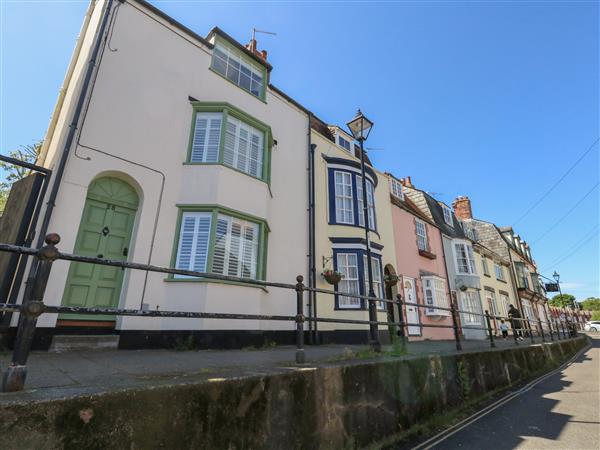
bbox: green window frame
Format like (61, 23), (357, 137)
(167, 204), (269, 287)
(209, 36), (268, 102)
(184, 102), (273, 184)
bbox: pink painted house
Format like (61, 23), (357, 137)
(386, 174), (455, 341)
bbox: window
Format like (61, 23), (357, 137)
(442, 205), (453, 226)
(482, 257), (490, 276)
(422, 276), (449, 316)
(485, 290), (498, 318)
(389, 177), (404, 200)
(499, 293), (510, 317)
(338, 135), (352, 153)
(363, 255), (384, 308)
(357, 175), (375, 229)
(494, 263), (505, 281)
(514, 262), (529, 289)
(415, 219), (428, 251)
(328, 167), (377, 231)
(336, 253), (360, 308)
(187, 103), (271, 182)
(173, 208), (266, 281)
(465, 226), (477, 241)
(212, 44), (265, 99)
(334, 171), (354, 224)
(334, 249), (383, 309)
(454, 241), (477, 275)
(460, 291), (481, 325)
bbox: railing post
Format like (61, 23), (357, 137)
(554, 319), (561, 340)
(295, 275), (305, 364)
(538, 317), (545, 342)
(2, 234), (60, 392)
(547, 319), (553, 341)
(560, 320), (566, 339)
(396, 294), (407, 352)
(485, 310), (495, 348)
(527, 318), (534, 344)
(450, 297), (462, 351)
(510, 314), (519, 345)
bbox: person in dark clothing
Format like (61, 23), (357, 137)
(508, 304), (524, 340)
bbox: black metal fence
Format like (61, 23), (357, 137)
(0, 234), (578, 392)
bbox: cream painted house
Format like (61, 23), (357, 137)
(17, 0), (311, 348)
(308, 121), (397, 344)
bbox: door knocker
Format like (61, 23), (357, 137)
(102, 226), (110, 236)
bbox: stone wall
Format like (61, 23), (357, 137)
(0, 337), (588, 449)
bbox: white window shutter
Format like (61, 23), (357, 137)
(191, 113), (222, 163)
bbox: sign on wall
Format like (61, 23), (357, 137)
(545, 283), (560, 292)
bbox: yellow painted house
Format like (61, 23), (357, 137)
(307, 119), (398, 345)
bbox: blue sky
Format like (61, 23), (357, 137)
(1, 0), (598, 300)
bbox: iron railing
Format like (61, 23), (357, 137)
(0, 234), (579, 392)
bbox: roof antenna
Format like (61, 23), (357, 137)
(252, 28), (277, 41)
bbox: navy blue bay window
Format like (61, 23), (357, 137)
(325, 157), (378, 231)
(331, 240), (385, 310)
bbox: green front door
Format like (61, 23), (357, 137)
(61, 177), (138, 322)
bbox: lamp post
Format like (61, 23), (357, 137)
(347, 110), (380, 352)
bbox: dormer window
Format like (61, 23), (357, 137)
(338, 135), (352, 152)
(211, 43), (265, 99)
(389, 177), (404, 200)
(442, 205), (453, 226)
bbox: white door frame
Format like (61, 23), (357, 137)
(403, 277), (421, 336)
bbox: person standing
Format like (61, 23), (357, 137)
(508, 304), (524, 341)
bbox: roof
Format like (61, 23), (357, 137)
(206, 27), (273, 72)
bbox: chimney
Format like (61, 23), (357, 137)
(453, 196), (473, 220)
(400, 176), (413, 188)
(245, 39), (268, 61)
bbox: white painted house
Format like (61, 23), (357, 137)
(19, 0), (311, 348)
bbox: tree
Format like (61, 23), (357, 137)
(548, 293), (576, 308)
(0, 142), (42, 214)
(580, 297), (600, 311)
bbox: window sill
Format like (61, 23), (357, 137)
(483, 273), (491, 278)
(182, 161), (269, 186)
(164, 277), (268, 292)
(496, 278), (507, 284)
(418, 249), (437, 260)
(208, 67), (267, 104)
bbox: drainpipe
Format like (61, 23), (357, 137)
(18, 0), (116, 313)
(307, 112), (318, 345)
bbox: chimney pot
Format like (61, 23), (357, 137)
(453, 196), (473, 220)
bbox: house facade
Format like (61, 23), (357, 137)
(308, 121), (397, 344)
(18, 0), (311, 348)
(387, 175), (454, 341)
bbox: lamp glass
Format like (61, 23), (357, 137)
(347, 111), (374, 141)
(553, 271), (560, 283)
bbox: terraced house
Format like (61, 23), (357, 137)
(12, 0), (311, 349)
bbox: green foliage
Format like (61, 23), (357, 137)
(580, 297), (600, 311)
(549, 293), (576, 308)
(457, 361), (471, 400)
(0, 142), (42, 215)
(173, 335), (197, 351)
(591, 311), (600, 321)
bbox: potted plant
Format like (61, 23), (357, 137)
(384, 274), (400, 287)
(322, 269), (344, 285)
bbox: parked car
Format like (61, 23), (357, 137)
(584, 321), (600, 332)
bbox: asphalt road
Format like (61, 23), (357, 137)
(424, 334), (600, 450)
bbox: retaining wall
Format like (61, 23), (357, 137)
(0, 336), (588, 449)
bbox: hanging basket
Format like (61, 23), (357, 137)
(384, 274), (400, 287)
(322, 270), (344, 285)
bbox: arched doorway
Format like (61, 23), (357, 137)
(59, 176), (139, 326)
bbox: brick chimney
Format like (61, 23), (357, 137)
(400, 176), (413, 188)
(453, 196), (473, 220)
(245, 39), (268, 61)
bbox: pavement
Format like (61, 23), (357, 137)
(0, 333), (566, 404)
(419, 333), (599, 450)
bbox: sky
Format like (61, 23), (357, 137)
(1, 0), (598, 300)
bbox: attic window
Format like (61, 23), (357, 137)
(211, 43), (265, 99)
(442, 205), (453, 226)
(389, 178), (404, 200)
(338, 135), (352, 153)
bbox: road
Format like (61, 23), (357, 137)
(422, 334), (600, 450)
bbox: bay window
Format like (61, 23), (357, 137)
(454, 241), (477, 275)
(357, 175), (375, 229)
(187, 103), (272, 182)
(460, 291), (481, 325)
(328, 166), (377, 231)
(334, 171), (354, 224)
(172, 207), (267, 282)
(422, 276), (449, 316)
(333, 248), (383, 309)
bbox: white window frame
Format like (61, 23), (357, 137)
(442, 205), (453, 226)
(422, 276), (449, 316)
(415, 219), (428, 251)
(389, 177), (404, 200)
(337, 253), (361, 309)
(223, 116), (264, 179)
(356, 175), (376, 229)
(212, 214), (260, 279)
(334, 171), (354, 224)
(453, 240), (477, 275)
(363, 255), (384, 309)
(494, 263), (505, 281)
(337, 135), (352, 153)
(482, 256), (490, 276)
(175, 212), (212, 277)
(461, 290), (481, 325)
(190, 112), (222, 163)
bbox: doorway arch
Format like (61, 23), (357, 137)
(60, 176), (139, 325)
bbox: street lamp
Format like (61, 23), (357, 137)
(347, 110), (380, 352)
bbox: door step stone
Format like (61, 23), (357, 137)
(49, 335), (119, 352)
